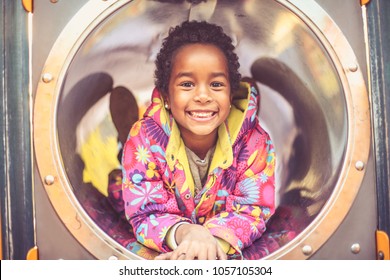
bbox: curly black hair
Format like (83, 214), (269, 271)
(154, 21), (241, 96)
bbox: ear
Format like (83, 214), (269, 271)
(229, 90), (234, 105)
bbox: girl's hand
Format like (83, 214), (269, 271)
(155, 224), (227, 260)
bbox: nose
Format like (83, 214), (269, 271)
(194, 85), (212, 103)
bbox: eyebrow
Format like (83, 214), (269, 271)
(173, 72), (228, 79)
(210, 72), (229, 79)
(174, 72), (193, 79)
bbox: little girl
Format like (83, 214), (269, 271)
(121, 21), (275, 260)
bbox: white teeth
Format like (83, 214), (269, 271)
(189, 111), (214, 118)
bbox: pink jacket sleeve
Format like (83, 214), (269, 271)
(122, 120), (191, 253)
(204, 126), (276, 258)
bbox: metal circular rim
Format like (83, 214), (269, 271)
(33, 0), (371, 260)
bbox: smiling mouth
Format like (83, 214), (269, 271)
(187, 111), (216, 118)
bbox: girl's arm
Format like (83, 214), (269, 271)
(122, 119), (191, 253)
(204, 126), (276, 258)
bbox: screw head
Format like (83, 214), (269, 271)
(302, 245), (313, 256)
(351, 243), (361, 254)
(42, 73), (53, 83)
(44, 175), (55, 185)
(349, 64), (358, 72)
(355, 161), (365, 171)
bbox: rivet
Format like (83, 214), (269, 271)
(50, 0), (58, 3)
(44, 175), (55, 185)
(355, 161), (365, 171)
(108, 255), (118, 260)
(302, 245), (313, 256)
(378, 251), (385, 260)
(42, 73), (53, 83)
(349, 64), (358, 72)
(351, 243), (361, 254)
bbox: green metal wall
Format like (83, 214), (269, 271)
(367, 0), (390, 241)
(0, 0), (34, 259)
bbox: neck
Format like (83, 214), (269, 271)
(182, 133), (217, 159)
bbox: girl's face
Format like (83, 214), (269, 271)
(166, 43), (231, 147)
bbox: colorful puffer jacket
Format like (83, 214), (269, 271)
(121, 82), (276, 259)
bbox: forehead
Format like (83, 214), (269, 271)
(171, 43), (228, 68)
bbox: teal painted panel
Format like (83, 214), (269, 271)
(0, 0), (34, 259)
(367, 0), (390, 239)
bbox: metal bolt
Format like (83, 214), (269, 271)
(108, 255), (118, 260)
(42, 73), (53, 83)
(351, 243), (361, 254)
(44, 175), (55, 185)
(349, 64), (358, 72)
(355, 161), (365, 171)
(378, 251), (385, 260)
(302, 245), (313, 256)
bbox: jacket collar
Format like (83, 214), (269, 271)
(145, 82), (257, 172)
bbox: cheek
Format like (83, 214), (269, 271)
(169, 98), (188, 120)
(221, 95), (232, 113)
(170, 95), (184, 110)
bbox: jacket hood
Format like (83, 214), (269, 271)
(143, 81), (260, 147)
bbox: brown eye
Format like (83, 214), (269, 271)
(211, 82), (224, 88)
(180, 82), (194, 88)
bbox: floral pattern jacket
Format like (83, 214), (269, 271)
(121, 82), (275, 259)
